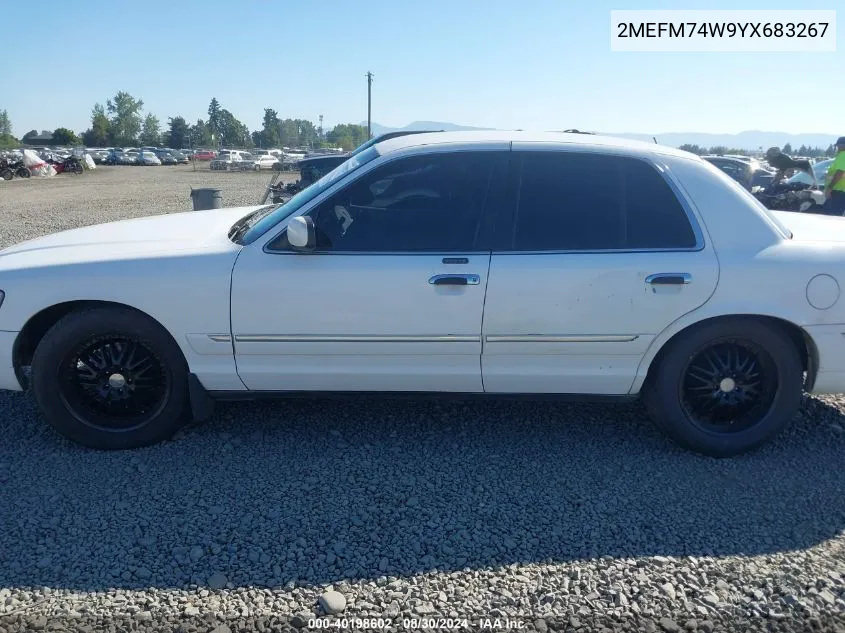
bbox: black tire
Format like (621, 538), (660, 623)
(0, 168), (12, 180)
(31, 306), (189, 450)
(642, 318), (803, 457)
(16, 167), (30, 178)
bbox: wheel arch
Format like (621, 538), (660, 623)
(13, 300), (187, 390)
(636, 314), (818, 395)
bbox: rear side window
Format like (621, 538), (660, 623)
(508, 152), (697, 251)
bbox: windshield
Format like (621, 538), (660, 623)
(231, 145), (380, 245)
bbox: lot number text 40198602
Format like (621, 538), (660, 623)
(307, 617), (529, 629)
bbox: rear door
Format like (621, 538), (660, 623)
(481, 146), (719, 394)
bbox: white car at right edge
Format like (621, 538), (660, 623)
(1, 130), (845, 457)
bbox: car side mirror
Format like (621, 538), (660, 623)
(287, 216), (316, 251)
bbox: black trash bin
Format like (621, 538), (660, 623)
(190, 187), (222, 211)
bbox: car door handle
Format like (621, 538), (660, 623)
(429, 274), (481, 286)
(645, 273), (692, 285)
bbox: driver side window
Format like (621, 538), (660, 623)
(274, 151), (500, 252)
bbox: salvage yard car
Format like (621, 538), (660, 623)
(241, 154), (278, 171)
(1, 131), (843, 457)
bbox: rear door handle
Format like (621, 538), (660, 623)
(645, 273), (692, 285)
(429, 274), (480, 286)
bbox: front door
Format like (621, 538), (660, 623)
(482, 147), (719, 394)
(230, 148), (508, 392)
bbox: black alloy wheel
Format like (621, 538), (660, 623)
(680, 338), (777, 434)
(58, 335), (169, 431)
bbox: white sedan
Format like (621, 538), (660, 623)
(241, 154), (279, 171)
(0, 131), (842, 456)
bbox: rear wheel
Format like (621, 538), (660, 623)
(16, 167), (31, 178)
(643, 318), (803, 457)
(31, 306), (189, 449)
(0, 168), (12, 180)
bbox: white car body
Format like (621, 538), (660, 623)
(241, 155), (278, 170)
(210, 151), (248, 170)
(787, 158), (833, 187)
(3, 131), (845, 453)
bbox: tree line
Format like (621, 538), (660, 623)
(2, 100), (841, 157)
(0, 92), (370, 152)
(678, 143), (838, 158)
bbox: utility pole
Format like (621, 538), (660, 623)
(366, 71), (374, 139)
(319, 114), (324, 144)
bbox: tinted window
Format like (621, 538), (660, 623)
(510, 152), (696, 251)
(274, 151), (499, 252)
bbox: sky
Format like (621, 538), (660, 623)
(1, 0), (841, 138)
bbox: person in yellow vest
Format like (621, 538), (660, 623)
(823, 137), (845, 215)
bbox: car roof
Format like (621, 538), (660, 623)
(372, 130), (697, 160)
(702, 155), (748, 164)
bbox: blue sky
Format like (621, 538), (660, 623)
(2, 0), (841, 137)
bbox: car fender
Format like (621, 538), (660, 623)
(629, 299), (824, 394)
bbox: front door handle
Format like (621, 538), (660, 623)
(645, 273), (692, 285)
(429, 274), (481, 286)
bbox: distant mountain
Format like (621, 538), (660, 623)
(364, 122), (839, 151)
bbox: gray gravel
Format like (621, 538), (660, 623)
(2, 167), (845, 632)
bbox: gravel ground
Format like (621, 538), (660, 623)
(2, 167), (845, 632)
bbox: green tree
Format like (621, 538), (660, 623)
(139, 114), (161, 146)
(52, 127), (79, 146)
(326, 123), (368, 151)
(207, 97), (222, 145)
(217, 109), (252, 148)
(678, 144), (705, 155)
(21, 129), (38, 144)
(81, 104), (111, 147)
(0, 133), (18, 150)
(189, 119), (212, 147)
(0, 110), (11, 136)
(106, 91), (144, 145)
(260, 108), (281, 148)
(708, 145), (729, 155)
(166, 116), (190, 149)
(782, 142), (793, 155)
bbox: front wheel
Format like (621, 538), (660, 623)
(31, 306), (189, 449)
(0, 168), (12, 180)
(643, 318), (803, 457)
(16, 167), (31, 178)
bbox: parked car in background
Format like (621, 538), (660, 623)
(171, 151), (190, 164)
(193, 150), (217, 161)
(210, 150), (248, 171)
(241, 154), (278, 171)
(702, 155), (775, 191)
(105, 150), (137, 166)
(277, 130), (443, 189)
(135, 151), (162, 166)
(786, 158), (834, 188)
(154, 150), (178, 165)
(89, 150), (110, 164)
